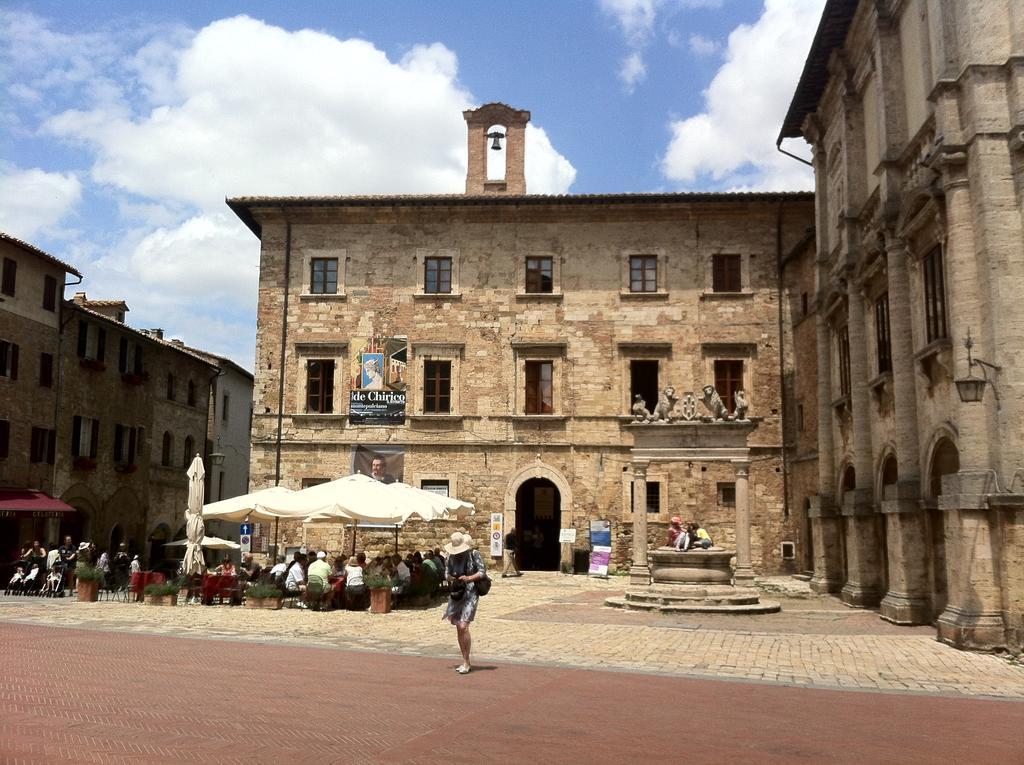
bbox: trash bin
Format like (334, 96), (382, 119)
(573, 549), (590, 574)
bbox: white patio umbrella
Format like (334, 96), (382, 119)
(165, 536), (242, 551)
(201, 486), (298, 522)
(184, 454), (206, 576)
(287, 473), (474, 524)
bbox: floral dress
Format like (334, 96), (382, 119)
(443, 549), (485, 624)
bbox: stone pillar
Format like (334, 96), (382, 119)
(841, 288), (884, 607)
(934, 152), (1004, 649)
(808, 496), (843, 593)
(629, 460), (651, 587)
(733, 460), (754, 585)
(879, 237), (930, 624)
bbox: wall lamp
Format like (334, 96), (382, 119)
(954, 329), (1001, 405)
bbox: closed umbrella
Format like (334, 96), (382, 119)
(165, 536), (242, 551)
(184, 454), (206, 577)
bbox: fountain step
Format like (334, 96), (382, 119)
(625, 592), (762, 606)
(605, 596), (781, 615)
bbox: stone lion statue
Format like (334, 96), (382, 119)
(733, 390), (749, 421)
(651, 387), (679, 423)
(700, 385), (729, 421)
(631, 394), (652, 422)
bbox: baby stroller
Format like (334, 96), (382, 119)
(20, 564), (42, 595)
(39, 562), (66, 597)
(5, 565), (27, 595)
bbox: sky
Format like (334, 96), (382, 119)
(0, 0), (825, 371)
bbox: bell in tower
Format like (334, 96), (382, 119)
(462, 103), (531, 195)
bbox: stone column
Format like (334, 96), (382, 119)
(934, 152), (1004, 649)
(841, 288), (884, 608)
(808, 497), (843, 593)
(811, 302), (843, 593)
(629, 460), (651, 587)
(733, 460), (754, 585)
(879, 236), (930, 624)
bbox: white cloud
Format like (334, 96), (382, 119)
(661, 0), (823, 190)
(525, 126), (577, 194)
(619, 52), (648, 92)
(687, 33), (720, 56)
(0, 165), (82, 240)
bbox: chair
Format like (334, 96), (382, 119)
(306, 578), (328, 611)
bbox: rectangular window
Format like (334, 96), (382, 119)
(306, 360), (335, 413)
(72, 415), (99, 459)
(39, 352), (53, 388)
(1, 258), (16, 297)
(310, 258), (338, 295)
(167, 374), (175, 400)
(0, 340), (18, 380)
(797, 403), (804, 432)
(421, 479), (450, 496)
(630, 481), (661, 514)
(713, 359), (744, 413)
(875, 293), (892, 374)
(77, 321), (88, 358)
(424, 256), (452, 294)
(922, 246), (948, 342)
(525, 360), (553, 414)
(222, 392), (230, 422)
(630, 360), (659, 414)
(118, 337), (129, 374)
(801, 292), (809, 316)
(42, 275), (58, 311)
(423, 360), (452, 414)
(718, 482), (736, 507)
(837, 326), (851, 397)
(30, 427), (56, 464)
(133, 344), (143, 375)
(113, 424), (126, 463)
(629, 255), (657, 293)
(712, 254), (742, 292)
(525, 257), (553, 293)
(0, 420), (8, 460)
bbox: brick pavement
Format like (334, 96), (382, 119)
(1, 622), (1023, 765)
(0, 574), (1022, 700)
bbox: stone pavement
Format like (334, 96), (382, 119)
(1, 573), (1022, 700)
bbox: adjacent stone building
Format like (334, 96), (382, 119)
(779, 0), (1024, 650)
(231, 103), (814, 573)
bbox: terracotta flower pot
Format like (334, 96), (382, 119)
(369, 587), (392, 614)
(76, 579), (100, 603)
(144, 594), (178, 606)
(245, 597), (283, 610)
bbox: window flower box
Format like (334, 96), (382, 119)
(115, 463), (138, 474)
(79, 358), (106, 372)
(121, 371), (149, 385)
(72, 456), (97, 471)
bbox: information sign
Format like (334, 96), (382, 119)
(490, 513), (504, 557)
(558, 528), (577, 544)
(240, 534), (252, 554)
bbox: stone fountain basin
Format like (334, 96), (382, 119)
(649, 547), (734, 585)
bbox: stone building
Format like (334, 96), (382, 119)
(778, 0), (1024, 650)
(230, 103), (814, 573)
(0, 233), (81, 551)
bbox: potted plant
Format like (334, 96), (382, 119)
(365, 573), (393, 614)
(245, 583), (284, 610)
(144, 582), (179, 606)
(72, 456), (97, 471)
(75, 564), (103, 602)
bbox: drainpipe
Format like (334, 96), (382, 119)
(775, 137), (813, 167)
(272, 218), (292, 559)
(775, 201), (792, 527)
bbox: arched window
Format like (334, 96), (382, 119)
(161, 432), (173, 467)
(183, 436), (194, 468)
(166, 373), (175, 401)
(187, 380), (196, 406)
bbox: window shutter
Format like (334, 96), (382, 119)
(90, 419), (99, 459)
(77, 321), (88, 357)
(46, 429), (56, 465)
(134, 345), (143, 375)
(9, 344), (17, 380)
(114, 424), (124, 462)
(119, 338), (128, 373)
(128, 427), (137, 463)
(0, 420), (8, 460)
(72, 416), (82, 457)
(96, 329), (106, 362)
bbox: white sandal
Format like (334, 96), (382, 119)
(455, 664), (471, 674)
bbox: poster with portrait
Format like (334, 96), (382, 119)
(351, 445), (405, 485)
(349, 336), (408, 424)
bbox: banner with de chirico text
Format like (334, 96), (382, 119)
(349, 335), (408, 425)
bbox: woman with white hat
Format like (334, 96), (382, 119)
(443, 531), (486, 675)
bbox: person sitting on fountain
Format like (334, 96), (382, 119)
(693, 522), (713, 549)
(675, 522), (696, 551)
(666, 517), (683, 548)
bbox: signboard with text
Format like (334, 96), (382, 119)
(589, 519), (612, 578)
(490, 513), (504, 557)
(348, 336), (408, 425)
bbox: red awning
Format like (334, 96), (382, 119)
(0, 490), (77, 519)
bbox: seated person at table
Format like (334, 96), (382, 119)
(306, 551), (332, 608)
(216, 556), (236, 576)
(694, 522), (713, 549)
(268, 555), (287, 579)
(284, 553), (308, 607)
(391, 554), (411, 596)
(344, 553), (367, 610)
(240, 553), (261, 583)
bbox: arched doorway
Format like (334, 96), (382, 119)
(515, 478), (561, 571)
(148, 523), (171, 567)
(108, 524), (124, 556)
(927, 437), (959, 620)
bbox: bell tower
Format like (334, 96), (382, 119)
(463, 102), (531, 195)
